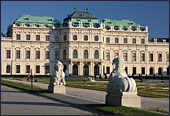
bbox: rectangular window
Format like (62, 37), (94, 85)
(106, 53), (110, 61)
(46, 35), (50, 41)
(26, 65), (30, 73)
(45, 65), (50, 74)
(26, 35), (30, 40)
(36, 51), (40, 59)
(16, 50), (20, 59)
(16, 65), (20, 73)
(55, 51), (59, 60)
(115, 38), (119, 43)
(106, 37), (110, 43)
(141, 53), (145, 61)
(46, 51), (50, 59)
(6, 50), (11, 58)
(124, 38), (127, 43)
(133, 67), (136, 75)
(141, 67), (145, 74)
(106, 67), (110, 74)
(141, 39), (145, 44)
(26, 51), (30, 59)
(16, 34), (20, 40)
(158, 54), (162, 62)
(36, 35), (40, 41)
(36, 65), (40, 73)
(55, 35), (59, 42)
(167, 54), (169, 62)
(123, 53), (128, 61)
(132, 38), (136, 44)
(132, 53), (136, 61)
(149, 53), (153, 61)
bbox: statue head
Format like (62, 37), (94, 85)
(54, 61), (64, 72)
(112, 57), (125, 71)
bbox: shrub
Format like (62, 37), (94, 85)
(99, 74), (102, 79)
(139, 74), (143, 82)
(161, 74), (164, 80)
(105, 73), (107, 79)
(153, 74), (156, 80)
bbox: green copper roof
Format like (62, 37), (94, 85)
(63, 11), (100, 27)
(1, 32), (6, 37)
(14, 15), (60, 27)
(102, 19), (145, 31)
(65, 11), (98, 20)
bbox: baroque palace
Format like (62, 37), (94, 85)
(1, 9), (169, 77)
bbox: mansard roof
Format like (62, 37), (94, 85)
(65, 11), (98, 20)
(14, 15), (60, 27)
(102, 19), (145, 30)
(102, 19), (143, 27)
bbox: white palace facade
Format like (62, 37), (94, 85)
(1, 10), (169, 77)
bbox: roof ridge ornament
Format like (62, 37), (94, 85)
(74, 7), (77, 11)
(86, 8), (89, 12)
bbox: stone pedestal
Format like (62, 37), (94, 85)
(48, 85), (66, 94)
(105, 92), (141, 108)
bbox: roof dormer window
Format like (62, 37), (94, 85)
(80, 14), (85, 17)
(24, 18), (29, 20)
(48, 19), (53, 21)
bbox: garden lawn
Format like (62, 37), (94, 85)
(66, 81), (169, 98)
(1, 79), (48, 93)
(86, 104), (163, 115)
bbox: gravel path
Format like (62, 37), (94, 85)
(2, 78), (169, 112)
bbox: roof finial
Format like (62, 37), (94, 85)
(74, 7), (77, 11)
(86, 8), (89, 12)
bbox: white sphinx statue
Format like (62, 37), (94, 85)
(50, 61), (66, 86)
(106, 57), (137, 93)
(48, 61), (66, 94)
(105, 57), (141, 108)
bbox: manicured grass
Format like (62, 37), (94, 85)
(86, 104), (163, 115)
(1, 79), (48, 93)
(66, 82), (169, 98)
(150, 108), (169, 114)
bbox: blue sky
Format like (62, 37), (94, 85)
(1, 1), (169, 39)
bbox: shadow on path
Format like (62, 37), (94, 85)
(1, 101), (68, 107)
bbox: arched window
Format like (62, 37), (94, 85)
(64, 35), (67, 41)
(83, 64), (89, 75)
(73, 35), (77, 40)
(106, 52), (110, 61)
(150, 67), (154, 75)
(73, 64), (78, 75)
(63, 50), (66, 59)
(6, 65), (10, 73)
(84, 35), (88, 41)
(94, 50), (99, 59)
(73, 49), (78, 58)
(94, 64), (99, 75)
(158, 67), (162, 75)
(84, 50), (88, 59)
(94, 36), (99, 41)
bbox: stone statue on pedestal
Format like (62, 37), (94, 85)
(48, 61), (66, 94)
(106, 57), (137, 93)
(105, 57), (141, 108)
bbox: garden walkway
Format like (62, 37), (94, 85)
(2, 78), (169, 113)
